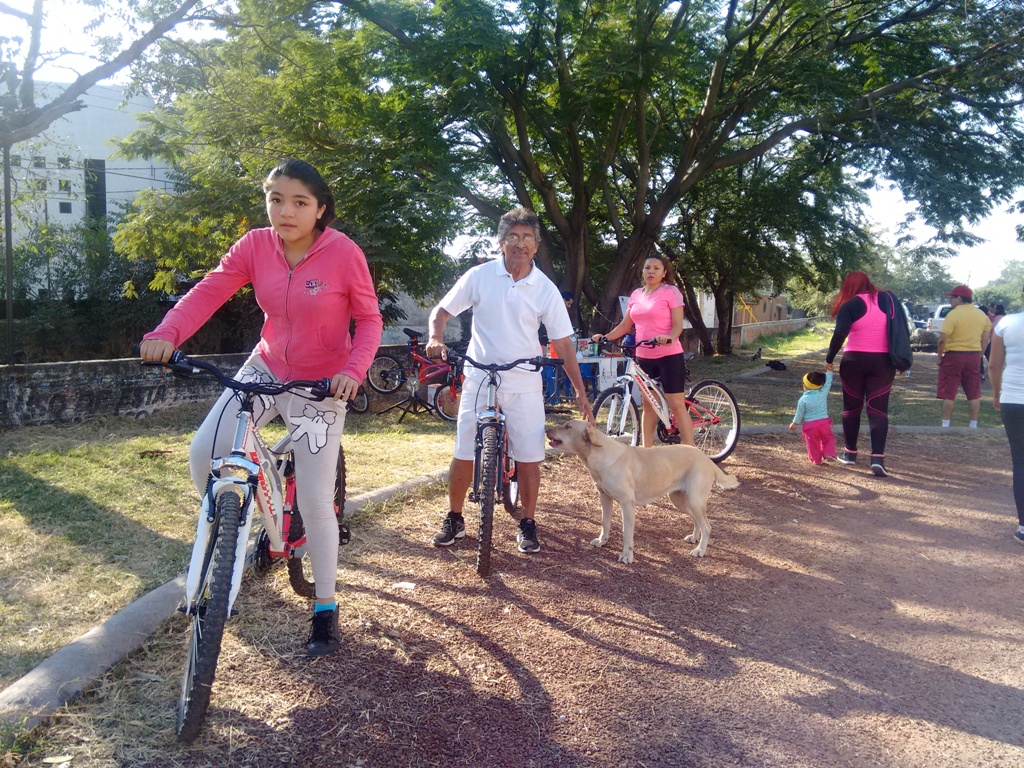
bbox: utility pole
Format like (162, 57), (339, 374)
(3, 143), (13, 366)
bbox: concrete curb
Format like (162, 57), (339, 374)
(743, 425), (1003, 436)
(0, 468), (451, 737)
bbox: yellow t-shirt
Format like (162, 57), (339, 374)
(942, 305), (992, 351)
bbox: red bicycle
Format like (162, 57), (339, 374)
(366, 328), (463, 422)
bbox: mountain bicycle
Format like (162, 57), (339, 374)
(366, 328), (462, 421)
(592, 339), (740, 462)
(144, 353), (349, 742)
(448, 352), (562, 577)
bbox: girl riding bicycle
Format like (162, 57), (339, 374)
(139, 159), (383, 657)
(592, 254), (695, 448)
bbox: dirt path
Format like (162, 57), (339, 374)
(31, 430), (1023, 767)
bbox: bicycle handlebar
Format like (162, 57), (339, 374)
(595, 337), (660, 351)
(450, 353), (564, 373)
(143, 351), (334, 400)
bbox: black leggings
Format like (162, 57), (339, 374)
(1001, 403), (1024, 526)
(839, 351), (896, 457)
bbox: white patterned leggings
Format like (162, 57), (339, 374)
(188, 354), (347, 599)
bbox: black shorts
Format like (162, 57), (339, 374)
(636, 353), (689, 394)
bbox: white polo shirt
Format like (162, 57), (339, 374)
(440, 258), (573, 393)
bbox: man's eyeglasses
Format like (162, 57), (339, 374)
(503, 233), (537, 246)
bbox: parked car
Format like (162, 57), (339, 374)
(926, 304), (953, 333)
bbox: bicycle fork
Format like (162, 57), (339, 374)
(183, 417), (284, 618)
(469, 411), (505, 503)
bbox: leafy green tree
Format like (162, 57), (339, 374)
(12, 219), (170, 361)
(116, 0), (1024, 342)
(114, 14), (464, 309)
(322, 0), (1024, 328)
(657, 142), (875, 352)
(877, 245), (956, 305)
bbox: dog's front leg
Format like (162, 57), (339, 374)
(591, 492), (615, 549)
(618, 500), (635, 564)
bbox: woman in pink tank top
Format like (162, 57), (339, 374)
(825, 271), (899, 477)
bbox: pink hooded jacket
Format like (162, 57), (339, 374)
(144, 227), (383, 382)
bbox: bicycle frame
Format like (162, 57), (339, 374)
(183, 397), (303, 616)
(608, 356), (676, 435)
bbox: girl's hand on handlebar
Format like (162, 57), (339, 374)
(591, 333), (604, 343)
(140, 339), (175, 363)
(655, 335), (673, 346)
(330, 373), (360, 401)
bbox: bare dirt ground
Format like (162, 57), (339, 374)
(27, 430), (1023, 767)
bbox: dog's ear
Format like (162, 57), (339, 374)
(583, 422), (594, 446)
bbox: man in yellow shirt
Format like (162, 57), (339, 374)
(937, 284), (992, 428)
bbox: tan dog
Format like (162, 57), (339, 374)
(547, 419), (739, 563)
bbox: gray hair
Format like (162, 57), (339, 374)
(497, 207), (541, 242)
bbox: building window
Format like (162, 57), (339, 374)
(59, 201), (72, 214)
(33, 179), (46, 191)
(58, 179), (71, 193)
(58, 156), (71, 169)
(10, 155), (20, 167)
(84, 158), (107, 219)
(32, 155), (46, 168)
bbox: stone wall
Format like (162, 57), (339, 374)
(0, 346), (415, 430)
(0, 353), (248, 429)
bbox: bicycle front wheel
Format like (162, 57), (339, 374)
(433, 378), (461, 422)
(367, 354), (403, 394)
(476, 425), (500, 578)
(688, 380), (740, 463)
(177, 490), (242, 742)
(593, 386), (640, 445)
(287, 445), (347, 597)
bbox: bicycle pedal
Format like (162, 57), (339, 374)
(339, 521), (351, 546)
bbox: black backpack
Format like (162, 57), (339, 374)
(883, 292), (913, 372)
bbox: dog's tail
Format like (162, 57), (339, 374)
(713, 464), (740, 490)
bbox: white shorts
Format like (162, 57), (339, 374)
(453, 379), (547, 463)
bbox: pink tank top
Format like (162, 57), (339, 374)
(845, 293), (888, 353)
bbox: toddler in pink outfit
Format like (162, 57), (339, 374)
(789, 371), (838, 465)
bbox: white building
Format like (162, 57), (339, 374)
(8, 83), (171, 237)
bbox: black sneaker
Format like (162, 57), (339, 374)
(433, 512), (466, 547)
(306, 609), (340, 658)
(870, 457), (888, 477)
(836, 450), (857, 465)
(1013, 530), (1024, 545)
(517, 518), (540, 553)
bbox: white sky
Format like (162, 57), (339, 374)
(868, 186), (1021, 289)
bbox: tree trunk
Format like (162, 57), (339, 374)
(592, 230), (657, 333)
(678, 277), (715, 356)
(714, 288), (735, 355)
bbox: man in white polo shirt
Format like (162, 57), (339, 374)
(425, 207), (594, 554)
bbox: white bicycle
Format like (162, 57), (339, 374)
(145, 352), (347, 742)
(592, 339), (740, 462)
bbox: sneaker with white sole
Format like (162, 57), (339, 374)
(870, 456), (888, 477)
(433, 512), (466, 547)
(836, 450), (857, 465)
(517, 517), (540, 553)
(1014, 530), (1024, 545)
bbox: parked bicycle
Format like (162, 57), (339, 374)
(592, 339), (740, 462)
(366, 328), (462, 421)
(144, 353), (348, 742)
(447, 352), (563, 577)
